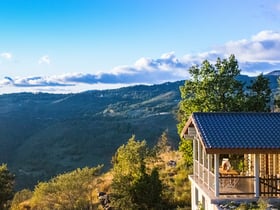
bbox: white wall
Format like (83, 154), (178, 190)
(191, 181), (218, 210)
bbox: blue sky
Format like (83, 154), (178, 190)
(1, 0), (280, 93)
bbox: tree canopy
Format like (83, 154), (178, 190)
(177, 55), (272, 164)
(111, 136), (163, 210)
(177, 54), (272, 134)
(30, 166), (102, 210)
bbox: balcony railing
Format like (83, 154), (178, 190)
(193, 160), (215, 192)
(219, 175), (255, 196)
(193, 160), (256, 197)
(260, 175), (280, 197)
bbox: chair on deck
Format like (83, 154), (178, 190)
(220, 158), (239, 188)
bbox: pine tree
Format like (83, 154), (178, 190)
(0, 163), (15, 209)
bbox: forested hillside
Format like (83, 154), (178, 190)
(0, 72), (279, 190)
(0, 81), (183, 190)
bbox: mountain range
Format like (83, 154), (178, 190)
(0, 72), (279, 190)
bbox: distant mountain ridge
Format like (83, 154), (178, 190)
(0, 81), (184, 189)
(0, 72), (279, 190)
(266, 70), (280, 76)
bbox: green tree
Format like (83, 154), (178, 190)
(111, 136), (147, 209)
(111, 135), (148, 177)
(31, 166), (102, 209)
(245, 73), (272, 112)
(111, 136), (163, 209)
(274, 77), (280, 111)
(177, 55), (244, 134)
(131, 167), (163, 210)
(0, 163), (15, 209)
(153, 130), (171, 155)
(177, 55), (273, 163)
(178, 139), (193, 167)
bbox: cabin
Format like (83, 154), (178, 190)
(181, 112), (280, 210)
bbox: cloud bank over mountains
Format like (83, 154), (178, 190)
(1, 30), (280, 94)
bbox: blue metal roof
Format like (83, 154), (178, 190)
(191, 112), (280, 153)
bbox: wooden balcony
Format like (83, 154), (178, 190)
(192, 160), (280, 199)
(219, 175), (255, 197)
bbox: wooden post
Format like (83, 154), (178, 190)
(198, 139), (201, 181)
(254, 154), (260, 197)
(214, 154), (219, 197)
(208, 154), (211, 190)
(193, 138), (197, 176)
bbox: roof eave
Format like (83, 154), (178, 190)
(180, 114), (195, 138)
(205, 148), (280, 154)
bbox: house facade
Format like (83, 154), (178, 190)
(181, 112), (280, 210)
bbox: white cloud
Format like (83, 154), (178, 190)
(221, 31), (280, 63)
(0, 52), (12, 60)
(1, 30), (280, 94)
(0, 53), (190, 90)
(180, 30), (280, 74)
(38, 55), (51, 65)
(252, 30), (280, 41)
(134, 57), (154, 71)
(182, 50), (222, 65)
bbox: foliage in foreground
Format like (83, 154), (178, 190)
(19, 166), (102, 210)
(10, 132), (191, 210)
(218, 198), (280, 210)
(110, 135), (164, 210)
(10, 189), (33, 210)
(0, 163), (15, 210)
